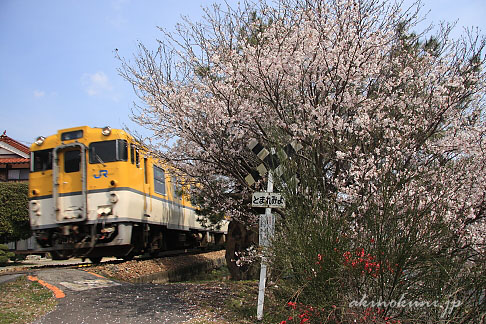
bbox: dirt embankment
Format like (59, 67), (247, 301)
(89, 250), (226, 282)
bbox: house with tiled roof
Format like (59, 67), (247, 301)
(0, 131), (30, 181)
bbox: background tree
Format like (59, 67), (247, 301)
(0, 182), (30, 244)
(119, 0), (485, 321)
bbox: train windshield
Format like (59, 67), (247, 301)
(89, 140), (128, 164)
(31, 149), (53, 172)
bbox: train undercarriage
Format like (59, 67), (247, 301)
(33, 222), (226, 263)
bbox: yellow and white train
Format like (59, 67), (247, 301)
(29, 126), (226, 262)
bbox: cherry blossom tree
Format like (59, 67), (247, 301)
(119, 0), (485, 320)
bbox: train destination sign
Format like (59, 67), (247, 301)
(252, 192), (285, 208)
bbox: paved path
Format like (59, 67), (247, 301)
(0, 273), (23, 285)
(30, 268), (198, 324)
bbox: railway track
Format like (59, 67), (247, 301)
(0, 247), (224, 275)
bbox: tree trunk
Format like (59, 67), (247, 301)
(225, 220), (259, 280)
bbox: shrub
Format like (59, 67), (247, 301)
(0, 182), (31, 243)
(0, 244), (14, 266)
(271, 168), (486, 323)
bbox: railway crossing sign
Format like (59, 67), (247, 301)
(244, 138), (302, 321)
(252, 192), (285, 208)
(245, 139), (302, 186)
(258, 200), (275, 248)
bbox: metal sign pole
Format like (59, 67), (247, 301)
(245, 139), (297, 320)
(257, 171), (274, 321)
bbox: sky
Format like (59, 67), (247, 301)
(0, 0), (485, 146)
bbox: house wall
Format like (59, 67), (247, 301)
(0, 135), (30, 182)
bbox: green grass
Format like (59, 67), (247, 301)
(0, 276), (57, 324)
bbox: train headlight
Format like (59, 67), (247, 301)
(101, 126), (112, 136)
(35, 136), (45, 146)
(109, 191), (118, 203)
(30, 200), (41, 216)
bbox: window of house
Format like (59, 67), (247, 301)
(7, 169), (28, 180)
(153, 166), (166, 195)
(19, 169), (29, 180)
(8, 169), (20, 180)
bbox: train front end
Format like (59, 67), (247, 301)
(28, 126), (135, 260)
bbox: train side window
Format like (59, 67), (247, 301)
(153, 165), (166, 195)
(32, 149), (53, 172)
(172, 176), (182, 199)
(130, 145), (135, 164)
(117, 140), (128, 161)
(144, 158), (148, 184)
(64, 150), (81, 173)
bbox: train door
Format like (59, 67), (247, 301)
(53, 143), (87, 223)
(153, 165), (169, 224)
